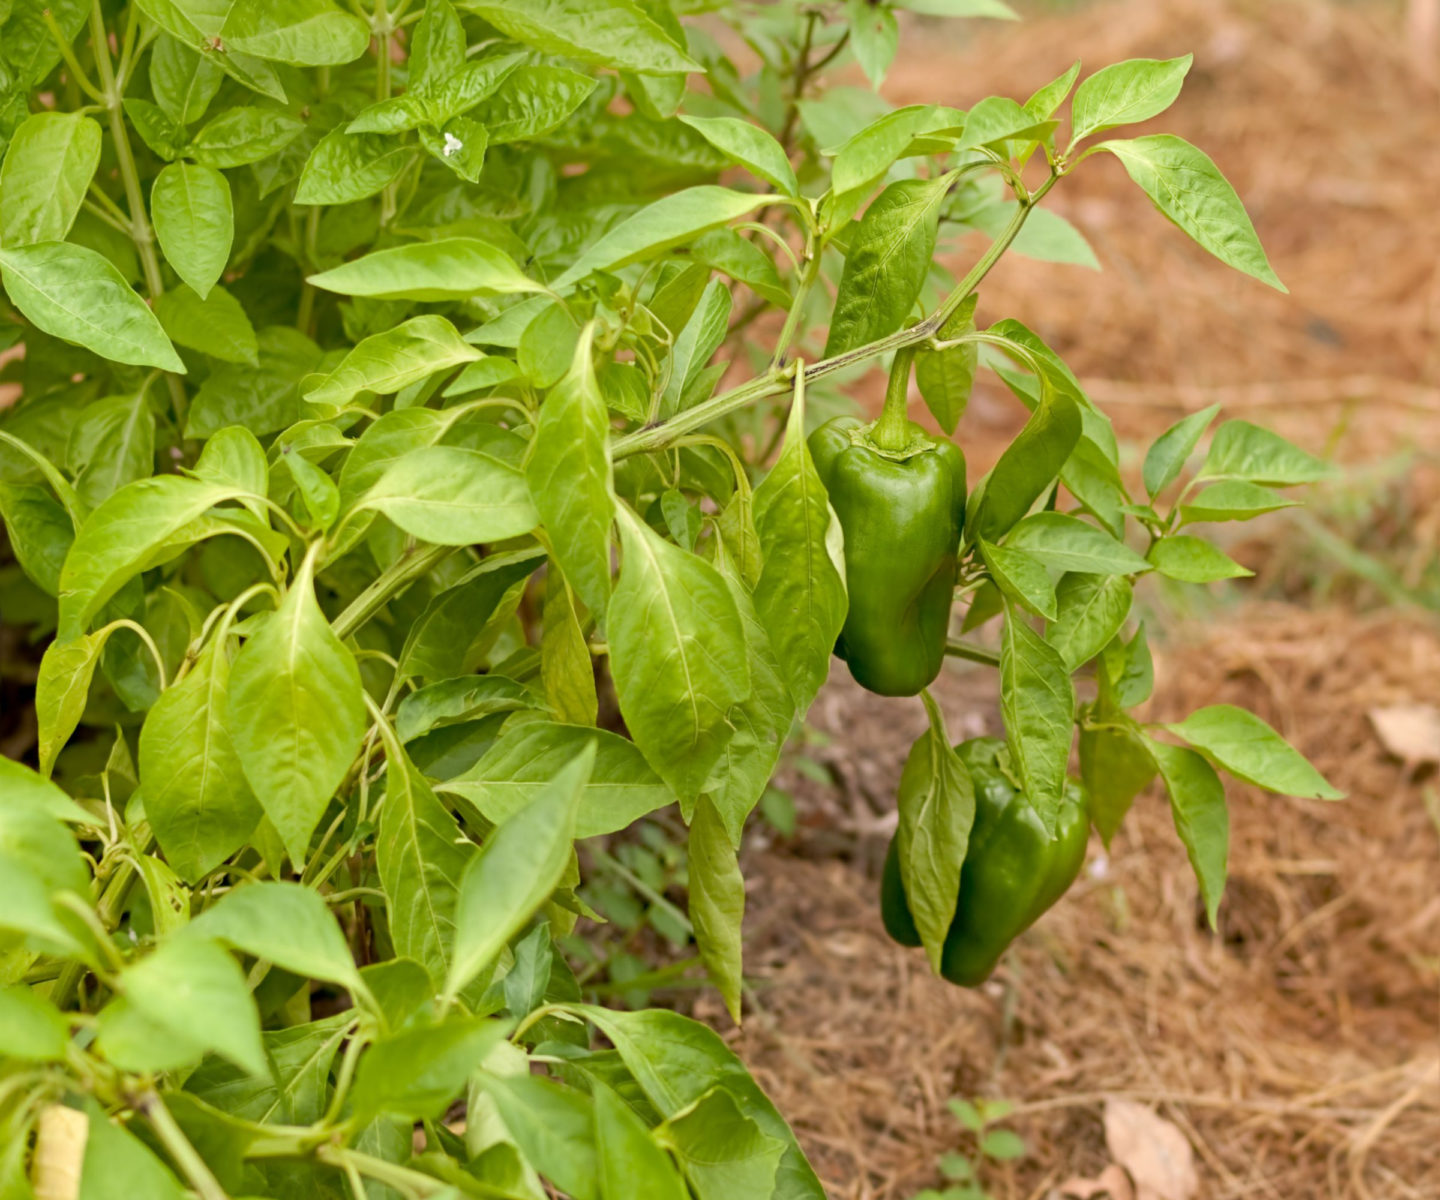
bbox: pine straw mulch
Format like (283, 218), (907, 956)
(679, 3), (1440, 1198)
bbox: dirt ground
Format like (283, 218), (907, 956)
(696, 3), (1440, 1197)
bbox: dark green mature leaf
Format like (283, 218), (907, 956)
(456, 0), (700, 75)
(1146, 739), (1228, 927)
(594, 1081), (689, 1200)
(1143, 404), (1219, 499)
(351, 1017), (510, 1123)
(359, 444), (538, 545)
(1098, 134), (1285, 291)
(1197, 420), (1332, 486)
(978, 539), (1056, 621)
(472, 1072), (599, 1200)
(897, 692), (975, 972)
(1099, 622), (1153, 709)
(609, 504), (749, 805)
(916, 294), (977, 433)
(374, 719), (475, 990)
(1080, 724), (1154, 846)
(78, 1097), (188, 1200)
(0, 111), (101, 246)
(543, 569), (598, 725)
(227, 550), (366, 864)
(0, 481), (73, 595)
(657, 1085), (785, 1200)
(1070, 56), (1192, 145)
(752, 384), (846, 713)
(440, 722), (673, 838)
(0, 242), (184, 372)
(571, 1007), (826, 1200)
(308, 237), (542, 300)
(396, 675), (533, 742)
(1000, 608), (1075, 833)
(689, 794), (745, 1022)
(186, 1012), (351, 1124)
(187, 327), (322, 438)
(1167, 705), (1343, 799)
(139, 636), (262, 882)
(1048, 573), (1132, 670)
(824, 174), (950, 356)
(526, 326), (614, 620)
(969, 380), (1081, 543)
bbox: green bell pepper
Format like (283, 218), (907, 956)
(808, 350), (967, 697)
(881, 737), (1091, 986)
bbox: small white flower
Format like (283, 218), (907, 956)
(442, 132), (463, 158)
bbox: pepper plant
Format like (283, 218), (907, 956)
(0, 0), (1342, 1196)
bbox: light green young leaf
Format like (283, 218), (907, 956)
(134, 0), (288, 100)
(1070, 56), (1192, 145)
(294, 126), (414, 205)
(0, 985), (70, 1061)
(824, 174), (950, 356)
(360, 444), (538, 546)
(955, 95), (1055, 151)
(1000, 608), (1075, 833)
(526, 326), (615, 619)
(555, 187), (773, 288)
(139, 636), (262, 882)
(470, 1072), (598, 1198)
(0, 755), (100, 826)
(1098, 134), (1286, 291)
(35, 628), (110, 777)
(1080, 724), (1154, 846)
(222, 0), (370, 66)
(542, 569), (598, 726)
(826, 104), (936, 197)
(1047, 572), (1132, 670)
(1197, 420), (1333, 486)
(0, 111), (101, 246)
(678, 115), (797, 196)
(227, 550), (366, 864)
(1143, 403), (1219, 499)
(1005, 511), (1153, 576)
(689, 793), (745, 1022)
(1147, 535), (1252, 583)
(420, 114), (488, 182)
(69, 388), (156, 509)
(1146, 739), (1228, 927)
(967, 201), (1100, 269)
(187, 107), (304, 168)
(978, 539), (1057, 621)
(1024, 60), (1082, 121)
(351, 1017), (510, 1124)
(658, 278), (731, 419)
(896, 692), (975, 973)
(0, 241), (185, 372)
(456, 0), (701, 75)
(155, 283), (256, 364)
(0, 482), (73, 597)
(445, 741), (593, 1001)
(408, 0), (465, 92)
(1178, 480), (1298, 525)
(752, 385), (847, 713)
(1167, 704), (1343, 799)
(307, 236), (542, 300)
(150, 33), (225, 124)
(609, 504), (750, 805)
(847, 0), (899, 89)
(304, 314), (480, 410)
(77, 1097), (188, 1200)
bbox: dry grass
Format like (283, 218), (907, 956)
(687, 3), (1440, 1198)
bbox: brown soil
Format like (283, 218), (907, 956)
(691, 3), (1440, 1197)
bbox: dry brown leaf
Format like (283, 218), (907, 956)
(1368, 704), (1440, 765)
(1060, 1163), (1137, 1200)
(1103, 1099), (1199, 1200)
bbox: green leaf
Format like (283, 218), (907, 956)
(999, 608), (1075, 833)
(294, 125), (414, 205)
(227, 549), (366, 864)
(35, 628), (109, 775)
(351, 1017), (510, 1123)
(847, 0), (899, 89)
(155, 283), (256, 364)
(824, 174), (950, 356)
(594, 1081), (689, 1200)
(150, 33), (225, 125)
(916, 294), (978, 434)
(0, 481), (73, 595)
(1048, 571), (1132, 670)
(1146, 739), (1228, 927)
(1178, 480), (1297, 525)
(222, 0), (369, 66)
(0, 754), (100, 826)
(395, 674), (533, 741)
(1198, 419), (1332, 486)
(78, 1097), (188, 1200)
(188, 107), (304, 168)
(1080, 724), (1154, 845)
(304, 314), (479, 410)
(472, 1072), (598, 1199)
(1005, 511), (1152, 575)
(609, 504), (750, 805)
(967, 201), (1099, 269)
(752, 387), (846, 713)
(471, 64), (598, 144)
(187, 326), (322, 439)
(970, 380), (1081, 542)
(359, 444), (538, 546)
(1147, 535), (1252, 583)
(69, 388), (156, 509)
(525, 325), (614, 619)
(978, 539), (1057, 621)
(421, 114), (489, 182)
(689, 793), (745, 1022)
(1100, 622), (1153, 709)
(0, 985), (70, 1060)
(1167, 704), (1343, 799)
(455, 0), (701, 75)
(139, 636), (262, 881)
(658, 278), (730, 419)
(955, 95), (1055, 152)
(441, 719), (672, 837)
(678, 115), (797, 196)
(99, 937), (266, 1077)
(979, 1128), (1026, 1161)
(1024, 60), (1082, 121)
(1143, 403), (1219, 499)
(1098, 134), (1285, 291)
(1070, 56), (1192, 145)
(893, 0), (1017, 18)
(0, 241), (185, 372)
(445, 741), (592, 1000)
(190, 880), (364, 993)
(308, 236), (542, 300)
(542, 569), (598, 726)
(134, 0), (288, 100)
(0, 111), (101, 246)
(555, 187), (772, 289)
(896, 692), (975, 973)
(374, 720), (475, 989)
(826, 104), (935, 197)
(187, 1012), (351, 1123)
(572, 1006), (825, 1200)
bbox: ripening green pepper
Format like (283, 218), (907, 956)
(808, 352), (966, 697)
(881, 738), (1090, 986)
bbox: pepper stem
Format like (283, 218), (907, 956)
(871, 344), (917, 452)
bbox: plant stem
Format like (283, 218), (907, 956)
(331, 543), (458, 641)
(141, 1092), (230, 1200)
(613, 172), (1059, 461)
(770, 240), (821, 368)
(945, 639), (1001, 667)
(871, 344), (917, 451)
